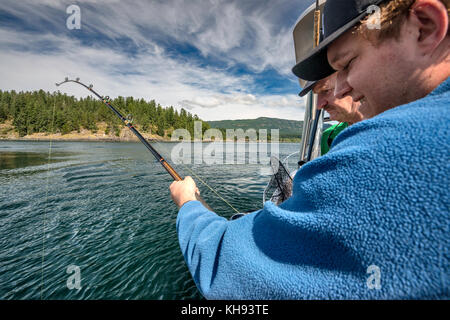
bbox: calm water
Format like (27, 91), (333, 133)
(0, 140), (300, 299)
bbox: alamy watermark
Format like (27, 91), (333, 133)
(366, 5), (381, 30)
(366, 264), (381, 290)
(66, 5), (81, 30)
(170, 121), (279, 173)
(66, 264), (82, 290)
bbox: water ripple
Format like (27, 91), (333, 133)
(0, 140), (300, 299)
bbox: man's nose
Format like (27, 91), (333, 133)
(317, 94), (328, 109)
(334, 71), (352, 99)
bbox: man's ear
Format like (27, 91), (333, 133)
(409, 0), (448, 54)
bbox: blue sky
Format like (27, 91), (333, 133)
(0, 0), (315, 121)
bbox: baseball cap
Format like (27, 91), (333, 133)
(299, 80), (318, 97)
(292, 0), (388, 81)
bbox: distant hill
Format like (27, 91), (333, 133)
(207, 117), (303, 141)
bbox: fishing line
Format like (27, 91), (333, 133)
(55, 78), (240, 214)
(177, 165), (240, 214)
(131, 117), (241, 214)
(69, 89), (239, 214)
(97, 96), (239, 213)
(152, 142), (241, 214)
(41, 94), (57, 299)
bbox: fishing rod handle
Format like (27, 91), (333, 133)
(160, 157), (214, 211)
(160, 159), (183, 181)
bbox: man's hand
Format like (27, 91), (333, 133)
(170, 176), (200, 209)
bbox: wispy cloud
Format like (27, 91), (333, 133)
(0, 0), (313, 120)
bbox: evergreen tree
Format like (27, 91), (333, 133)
(0, 90), (210, 140)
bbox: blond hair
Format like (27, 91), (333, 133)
(357, 0), (450, 44)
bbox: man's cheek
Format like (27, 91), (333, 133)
(349, 53), (380, 91)
(350, 68), (374, 99)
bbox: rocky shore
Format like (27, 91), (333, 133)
(0, 121), (169, 142)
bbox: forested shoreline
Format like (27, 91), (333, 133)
(0, 90), (302, 142)
(0, 89), (210, 139)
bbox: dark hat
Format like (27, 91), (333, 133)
(292, 0), (387, 81)
(299, 80), (317, 97)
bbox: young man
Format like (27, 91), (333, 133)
(293, 0), (450, 118)
(300, 73), (363, 155)
(171, 0), (449, 299)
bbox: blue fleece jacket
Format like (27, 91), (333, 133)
(176, 78), (450, 299)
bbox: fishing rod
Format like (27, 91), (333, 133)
(55, 77), (213, 211)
